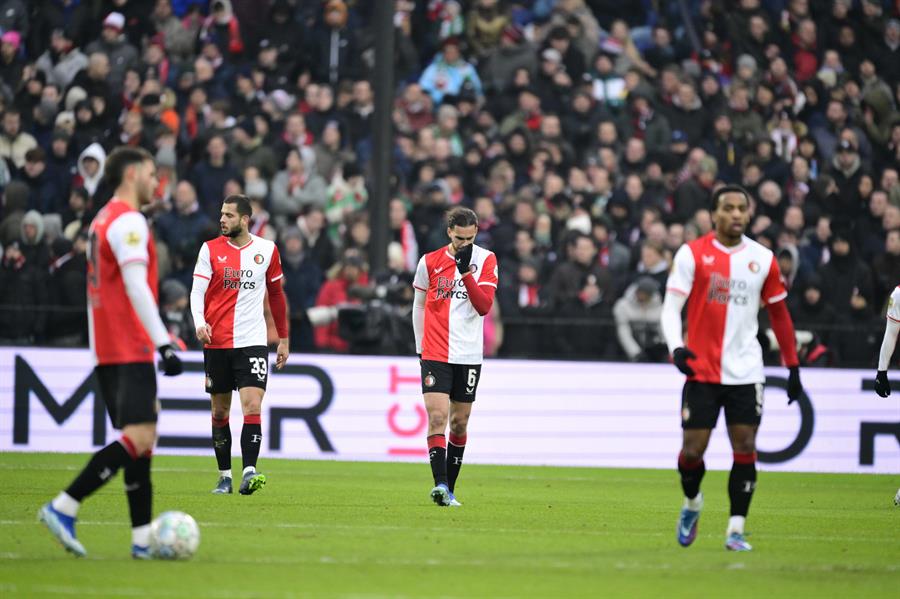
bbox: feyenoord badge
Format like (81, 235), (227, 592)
(254, 253), (264, 264)
(424, 374), (436, 388)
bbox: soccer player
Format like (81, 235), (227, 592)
(39, 146), (183, 559)
(190, 194), (289, 495)
(661, 185), (804, 551)
(872, 286), (900, 507)
(412, 207), (498, 506)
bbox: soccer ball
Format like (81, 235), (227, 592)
(149, 511), (200, 560)
(894, 488), (900, 507)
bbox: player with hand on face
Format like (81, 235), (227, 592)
(190, 194), (289, 496)
(412, 207), (498, 506)
(872, 286), (900, 507)
(661, 185), (804, 551)
(40, 146), (183, 559)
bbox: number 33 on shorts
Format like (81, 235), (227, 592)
(249, 356), (267, 382)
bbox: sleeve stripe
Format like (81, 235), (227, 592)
(193, 273), (210, 280)
(766, 291), (789, 304)
(477, 281), (497, 288)
(888, 315), (900, 323)
(120, 257), (149, 267)
(666, 286), (689, 296)
(269, 273), (284, 283)
(413, 285), (427, 291)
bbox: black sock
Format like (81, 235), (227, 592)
(677, 451), (706, 500)
(241, 415), (262, 471)
(428, 434), (448, 486)
(447, 433), (467, 493)
(124, 454), (152, 529)
(728, 452), (757, 517)
(65, 439), (133, 502)
(212, 416), (232, 473)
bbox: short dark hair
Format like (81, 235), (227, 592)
(711, 184), (751, 210)
(223, 194), (252, 218)
(105, 146), (153, 190)
(446, 206), (478, 229)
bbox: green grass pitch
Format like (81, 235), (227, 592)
(1, 453), (897, 598)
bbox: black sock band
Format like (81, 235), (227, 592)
(212, 417), (232, 472)
(447, 434), (466, 493)
(427, 434), (448, 487)
(728, 453), (757, 517)
(677, 452), (706, 500)
(241, 416), (262, 471)
(65, 440), (132, 502)
(124, 455), (152, 528)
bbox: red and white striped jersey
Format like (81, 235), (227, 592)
(886, 287), (900, 323)
(665, 232), (787, 385)
(193, 234), (284, 349)
(414, 244), (498, 364)
(88, 199), (159, 364)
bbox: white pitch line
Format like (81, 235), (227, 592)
(2, 518), (897, 545)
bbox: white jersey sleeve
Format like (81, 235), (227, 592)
(665, 244), (695, 296)
(887, 287), (900, 323)
(107, 211), (150, 267)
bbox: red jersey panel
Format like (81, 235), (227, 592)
(87, 199), (158, 364)
(665, 233), (787, 385)
(193, 234), (283, 349)
(413, 244), (498, 364)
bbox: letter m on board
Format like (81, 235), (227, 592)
(13, 355), (108, 446)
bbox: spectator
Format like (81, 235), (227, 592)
(85, 13), (138, 93)
(465, 0), (509, 61)
(35, 26), (88, 90)
(0, 180), (28, 246)
(612, 276), (664, 362)
(0, 108), (37, 170)
(73, 142), (109, 209)
(313, 252), (367, 352)
(21, 148), (60, 214)
(0, 239), (48, 344)
(819, 227), (875, 313)
(61, 187), (91, 240)
(313, 121), (355, 183)
(271, 147), (328, 219)
(46, 237), (87, 347)
(230, 118), (278, 179)
(545, 233), (613, 356)
(480, 25), (536, 97)
(160, 279), (195, 350)
(280, 227), (323, 352)
(297, 205), (336, 273)
(308, 0), (359, 85)
(189, 134), (238, 217)
(0, 30), (24, 96)
(156, 180), (215, 288)
(419, 37), (482, 106)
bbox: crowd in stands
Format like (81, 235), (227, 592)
(2, 0), (900, 367)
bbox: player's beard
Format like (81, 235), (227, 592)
(223, 223), (242, 238)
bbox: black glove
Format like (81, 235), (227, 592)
(455, 243), (473, 274)
(875, 370), (891, 397)
(157, 344), (183, 376)
(787, 366), (803, 404)
(672, 347), (696, 377)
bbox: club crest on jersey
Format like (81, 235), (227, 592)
(469, 263), (478, 274)
(748, 261), (760, 273)
(682, 406), (690, 422)
(254, 253), (264, 265)
(424, 373), (435, 387)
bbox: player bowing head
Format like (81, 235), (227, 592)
(220, 194), (252, 238)
(412, 206), (499, 507)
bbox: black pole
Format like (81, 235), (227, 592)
(369, 0), (394, 274)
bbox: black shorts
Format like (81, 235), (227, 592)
(420, 360), (482, 403)
(204, 346), (269, 394)
(95, 363), (158, 429)
(681, 381), (764, 429)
